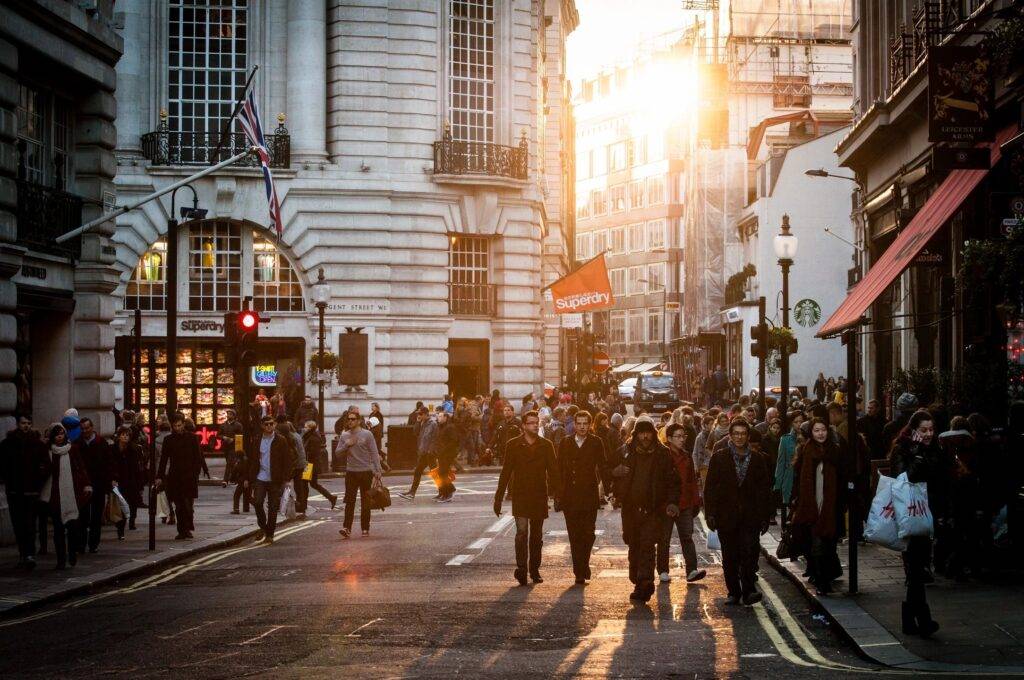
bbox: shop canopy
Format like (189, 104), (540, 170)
(631, 362), (665, 373)
(611, 362), (642, 374)
(818, 124), (1018, 338)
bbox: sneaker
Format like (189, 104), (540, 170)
(253, 532), (265, 543)
(398, 492), (415, 501)
(659, 572), (671, 583)
(686, 569), (707, 583)
(339, 528), (351, 539)
(436, 496), (453, 503)
(742, 592), (763, 606)
(361, 530), (370, 537)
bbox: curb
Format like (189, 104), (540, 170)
(759, 534), (1024, 674)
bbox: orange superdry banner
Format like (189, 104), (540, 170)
(547, 253), (615, 313)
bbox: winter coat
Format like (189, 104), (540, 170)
(556, 434), (609, 512)
(112, 442), (146, 506)
(246, 432), (295, 485)
(158, 432), (205, 499)
(0, 429), (50, 495)
(669, 446), (701, 511)
(790, 438), (844, 540)
(45, 444), (91, 515)
(293, 403), (319, 428)
(489, 417), (523, 458)
(888, 435), (948, 518)
(303, 429), (329, 475)
(434, 421), (459, 465)
(704, 445), (772, 534)
(77, 434), (116, 494)
(773, 432), (798, 504)
(617, 439), (681, 545)
(495, 434), (560, 520)
(544, 420), (566, 452)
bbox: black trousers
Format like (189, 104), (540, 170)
(344, 471), (374, 532)
(170, 493), (195, 535)
(437, 454), (456, 497)
(904, 536), (932, 607)
(293, 471), (309, 513)
(6, 492), (39, 560)
(514, 517), (545, 575)
(408, 454), (435, 495)
(46, 507), (76, 567)
(308, 468), (334, 502)
(78, 491), (107, 551)
(564, 506), (597, 579)
(626, 512), (662, 590)
(233, 483), (252, 512)
(253, 480), (282, 538)
(719, 527), (761, 597)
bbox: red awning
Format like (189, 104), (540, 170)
(817, 124), (1018, 338)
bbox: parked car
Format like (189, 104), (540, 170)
(618, 377), (637, 402)
(633, 371), (682, 414)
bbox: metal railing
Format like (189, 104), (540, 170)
(888, 2), (945, 93)
(16, 179), (82, 258)
(448, 283), (497, 316)
(141, 113), (290, 168)
(433, 129), (528, 180)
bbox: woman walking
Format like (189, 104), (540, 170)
(773, 410), (806, 516)
(111, 426), (145, 537)
(302, 421), (338, 509)
(39, 425), (91, 569)
(790, 418), (844, 594)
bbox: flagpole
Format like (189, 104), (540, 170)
(208, 64), (260, 165)
(541, 250), (608, 292)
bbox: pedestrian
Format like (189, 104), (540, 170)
(246, 415), (294, 544)
(220, 410), (249, 511)
(659, 423), (706, 584)
(39, 424), (90, 569)
(302, 420), (338, 509)
(407, 401), (424, 426)
(858, 398), (887, 459)
(398, 406), (438, 501)
(555, 410), (609, 585)
(280, 421), (308, 519)
(773, 410), (806, 515)
(0, 416), (49, 569)
(486, 403), (522, 466)
(882, 392), (919, 452)
(494, 410), (560, 585)
(111, 425), (145, 537)
(336, 409), (383, 538)
(692, 414), (715, 493)
(888, 409), (942, 637)
(156, 413), (205, 540)
(546, 407), (567, 450)
(293, 395), (319, 430)
(612, 416), (680, 603)
(75, 417), (115, 554)
(789, 418), (845, 595)
(938, 416), (981, 580)
(813, 372), (827, 403)
(703, 417), (772, 605)
(434, 408), (459, 502)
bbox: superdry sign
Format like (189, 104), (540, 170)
(546, 253), (615, 314)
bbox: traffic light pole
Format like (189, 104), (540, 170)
(757, 296), (766, 418)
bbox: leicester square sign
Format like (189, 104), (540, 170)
(928, 45), (994, 144)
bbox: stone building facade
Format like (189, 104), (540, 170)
(0, 0), (123, 434)
(110, 0), (576, 439)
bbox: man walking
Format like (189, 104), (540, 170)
(0, 416), (49, 569)
(245, 415), (293, 544)
(398, 406), (437, 500)
(434, 408), (459, 502)
(703, 418), (772, 605)
(76, 417), (115, 553)
(613, 417), (680, 603)
(555, 410), (609, 585)
(486, 404), (522, 465)
(659, 423), (706, 584)
(156, 413), (205, 540)
(336, 410), (383, 538)
(494, 411), (560, 585)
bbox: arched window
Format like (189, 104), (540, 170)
(253, 235), (304, 312)
(126, 240), (168, 311)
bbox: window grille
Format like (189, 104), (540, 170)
(449, 0), (494, 143)
(126, 240), (168, 311)
(449, 234), (494, 315)
(188, 220), (242, 311)
(168, 0), (248, 164)
(252, 235), (305, 312)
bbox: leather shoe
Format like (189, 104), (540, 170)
(514, 568), (528, 586)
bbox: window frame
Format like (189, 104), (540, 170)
(610, 226), (626, 254)
(646, 218), (667, 250)
(448, 0), (496, 144)
(628, 222), (645, 253)
(627, 265), (645, 296)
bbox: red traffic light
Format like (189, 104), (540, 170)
(239, 311), (258, 330)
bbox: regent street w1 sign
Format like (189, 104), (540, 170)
(928, 45), (994, 144)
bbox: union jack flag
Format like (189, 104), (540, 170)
(237, 89), (283, 237)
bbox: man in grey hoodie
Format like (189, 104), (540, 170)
(336, 412), (383, 538)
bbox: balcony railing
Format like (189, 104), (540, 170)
(888, 2), (945, 93)
(141, 112), (290, 168)
(433, 129), (528, 180)
(16, 179), (82, 259)
(449, 283), (497, 316)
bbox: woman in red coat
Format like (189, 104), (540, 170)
(658, 423), (707, 584)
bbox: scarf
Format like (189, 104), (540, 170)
(40, 443), (78, 526)
(792, 439), (839, 539)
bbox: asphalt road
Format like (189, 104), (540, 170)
(0, 473), (936, 679)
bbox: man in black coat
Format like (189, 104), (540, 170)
(0, 416), (49, 568)
(494, 410), (560, 585)
(556, 410), (610, 584)
(157, 413), (205, 540)
(75, 417), (116, 553)
(613, 417), (681, 603)
(703, 418), (772, 605)
(244, 415), (295, 544)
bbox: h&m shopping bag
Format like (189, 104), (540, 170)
(864, 474), (906, 551)
(892, 472), (934, 540)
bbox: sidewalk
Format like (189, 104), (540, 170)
(761, 524), (1024, 672)
(0, 483), (306, 617)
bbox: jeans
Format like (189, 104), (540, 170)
(658, 507), (698, 574)
(408, 454), (436, 495)
(719, 527), (761, 597)
(78, 491), (107, 551)
(564, 506), (597, 579)
(514, 516), (545, 575)
(253, 480), (282, 538)
(7, 492), (39, 560)
(626, 512), (661, 590)
(293, 471), (309, 513)
(344, 471), (374, 532)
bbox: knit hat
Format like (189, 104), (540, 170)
(896, 392), (919, 412)
(633, 415), (657, 435)
(610, 413), (623, 428)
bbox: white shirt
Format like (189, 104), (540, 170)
(574, 434), (587, 448)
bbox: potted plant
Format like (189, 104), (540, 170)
(308, 350), (338, 384)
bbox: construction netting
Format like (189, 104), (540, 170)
(727, 0), (852, 41)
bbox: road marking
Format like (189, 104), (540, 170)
(485, 514), (514, 533)
(157, 620), (218, 640)
(238, 624), (295, 645)
(347, 617), (384, 637)
(546, 529), (604, 536)
(446, 554), (474, 566)
(467, 537), (493, 550)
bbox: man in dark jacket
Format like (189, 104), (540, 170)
(613, 417), (681, 603)
(157, 413), (206, 540)
(76, 417), (115, 553)
(245, 415), (295, 544)
(494, 410), (560, 585)
(434, 409), (459, 502)
(0, 416), (49, 568)
(399, 407), (438, 500)
(486, 404), (522, 465)
(882, 392), (919, 453)
(857, 398), (887, 459)
(703, 418), (772, 605)
(556, 410), (609, 584)
(293, 396), (319, 431)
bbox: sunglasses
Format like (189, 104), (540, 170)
(347, 416), (359, 421)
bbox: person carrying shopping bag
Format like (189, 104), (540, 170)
(336, 411), (383, 538)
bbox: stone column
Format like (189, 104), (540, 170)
(287, 0), (328, 164)
(114, 0), (152, 157)
(0, 38), (23, 433)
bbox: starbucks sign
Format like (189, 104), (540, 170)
(794, 299), (821, 328)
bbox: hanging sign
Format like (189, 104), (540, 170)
(928, 45), (993, 143)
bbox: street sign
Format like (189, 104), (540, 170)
(928, 45), (993, 143)
(592, 350), (611, 373)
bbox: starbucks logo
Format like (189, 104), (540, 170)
(794, 299), (821, 328)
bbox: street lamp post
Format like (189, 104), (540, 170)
(773, 215), (798, 428)
(313, 268), (330, 434)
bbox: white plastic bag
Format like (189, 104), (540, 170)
(864, 474), (907, 551)
(892, 472), (934, 540)
(279, 483), (297, 520)
(706, 530), (721, 552)
(156, 491), (170, 520)
(112, 487), (131, 517)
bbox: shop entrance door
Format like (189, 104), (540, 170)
(448, 339), (489, 399)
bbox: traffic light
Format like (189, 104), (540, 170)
(749, 323), (767, 359)
(237, 309), (260, 365)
